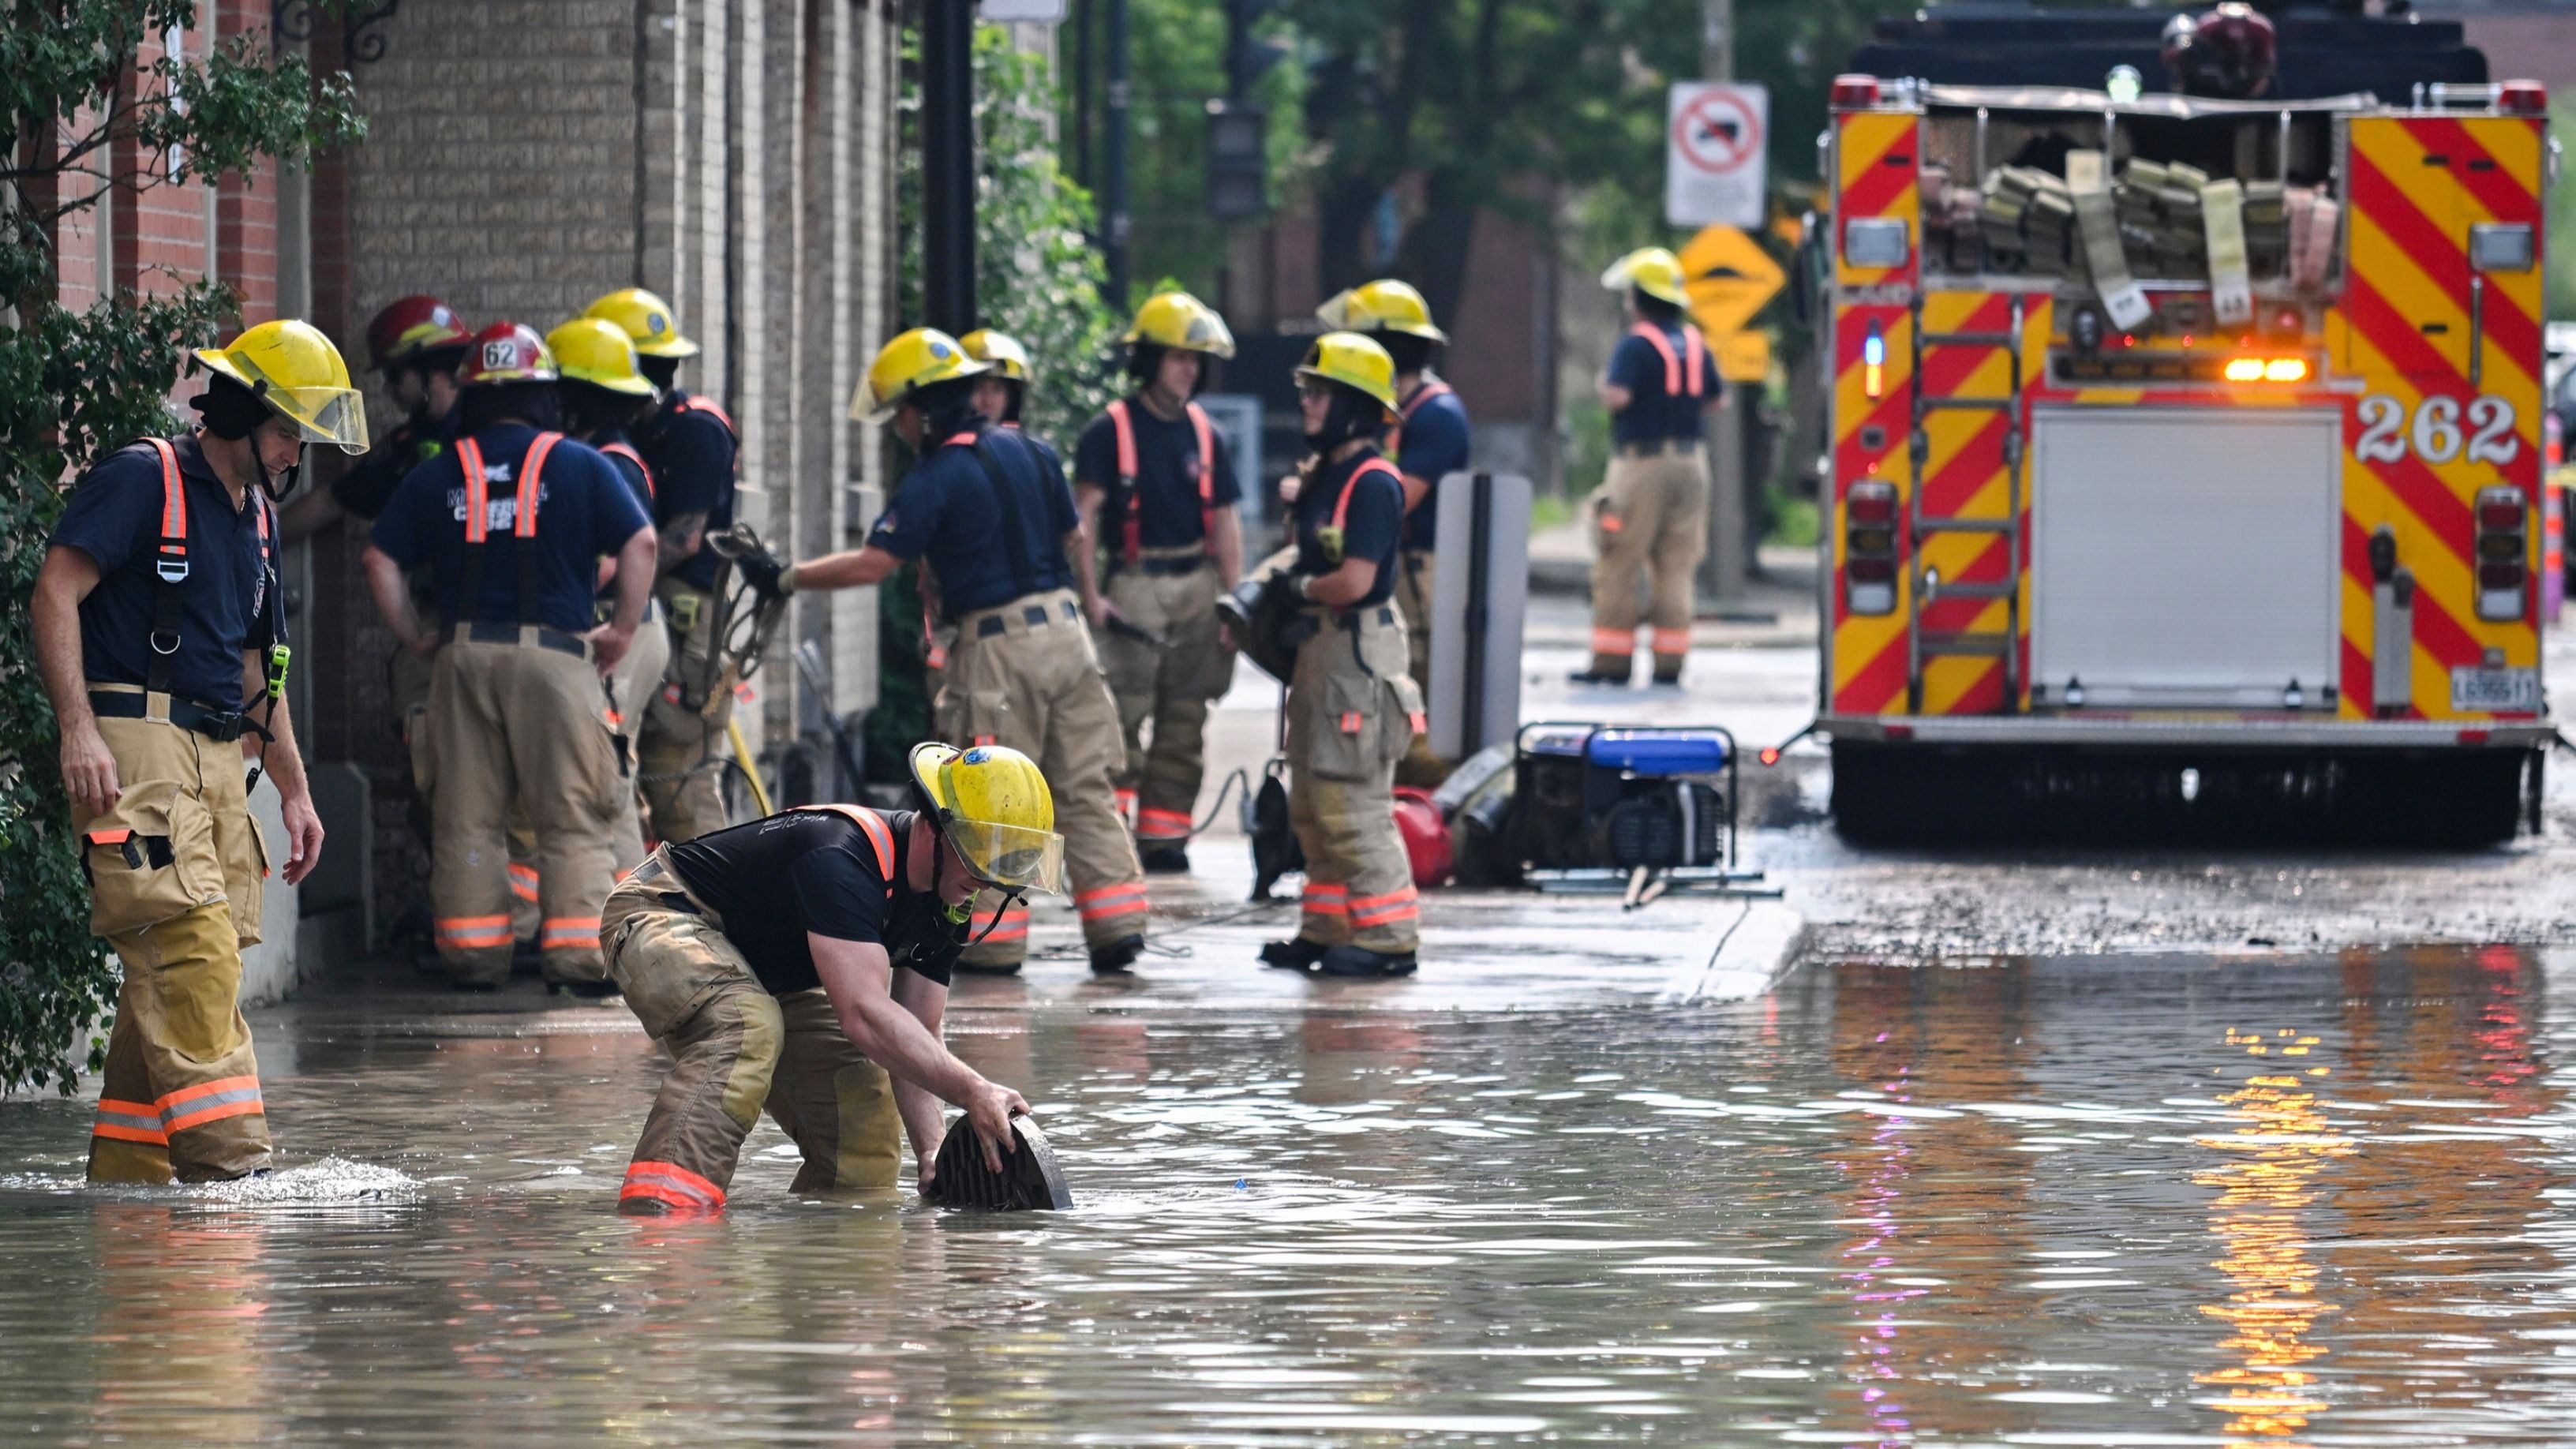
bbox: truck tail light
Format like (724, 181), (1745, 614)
(1845, 481), (1899, 616)
(1863, 322), (1885, 398)
(2473, 486), (2527, 621)
(2499, 80), (2547, 115)
(1831, 73), (1882, 109)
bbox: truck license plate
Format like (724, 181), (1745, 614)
(2449, 666), (2540, 714)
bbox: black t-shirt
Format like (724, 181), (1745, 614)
(50, 436), (282, 709)
(635, 391), (738, 591)
(332, 404), (460, 519)
(1292, 447), (1405, 608)
(1073, 399), (1241, 550)
(664, 807), (968, 994)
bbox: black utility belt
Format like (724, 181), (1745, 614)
(88, 691), (249, 743)
(447, 622), (589, 657)
(1616, 438), (1700, 458)
(972, 598), (1082, 638)
(1126, 554), (1209, 577)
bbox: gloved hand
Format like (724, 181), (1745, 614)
(736, 548), (794, 599)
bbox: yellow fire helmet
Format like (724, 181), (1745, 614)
(193, 319), (369, 455)
(909, 741), (1067, 897)
(851, 328), (990, 423)
(1601, 245), (1690, 307)
(1293, 331), (1399, 414)
(1123, 290), (1237, 358)
(959, 328), (1032, 384)
(1316, 279), (1448, 345)
(545, 317), (657, 396)
(582, 286), (700, 360)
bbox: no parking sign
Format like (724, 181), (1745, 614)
(1665, 82), (1768, 227)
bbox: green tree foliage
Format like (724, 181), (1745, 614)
(1055, 0), (1309, 306)
(876, 25), (1122, 781)
(900, 24), (1121, 442)
(0, 4), (361, 1095)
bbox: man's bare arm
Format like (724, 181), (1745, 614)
(1208, 506), (1245, 591)
(657, 511), (707, 578)
(361, 545), (432, 653)
(811, 932), (1027, 1170)
(34, 546), (117, 814)
(785, 545), (901, 593)
(889, 967), (954, 1181)
(278, 486), (347, 544)
(242, 652), (324, 885)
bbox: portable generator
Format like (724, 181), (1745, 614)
(1507, 723), (1739, 877)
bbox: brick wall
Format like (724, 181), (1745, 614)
(296, 0), (899, 940)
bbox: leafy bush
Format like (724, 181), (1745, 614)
(0, 4), (360, 1095)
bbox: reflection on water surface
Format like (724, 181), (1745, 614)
(1, 949), (2570, 1445)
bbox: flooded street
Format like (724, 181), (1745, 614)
(4, 948), (2572, 1445)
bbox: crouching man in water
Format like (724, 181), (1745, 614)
(605, 741), (1061, 1211)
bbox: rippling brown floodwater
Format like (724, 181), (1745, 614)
(1, 948), (2570, 1445)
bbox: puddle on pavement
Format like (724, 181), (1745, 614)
(1, 947), (2570, 1444)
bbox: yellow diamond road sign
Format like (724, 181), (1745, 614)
(1679, 224), (1784, 343)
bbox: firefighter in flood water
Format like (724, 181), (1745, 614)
(605, 742), (1054, 1211)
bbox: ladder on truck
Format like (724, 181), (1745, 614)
(1904, 293), (2025, 713)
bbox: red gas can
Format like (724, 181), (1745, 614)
(1391, 787), (1453, 889)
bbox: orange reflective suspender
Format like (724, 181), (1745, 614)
(1106, 398), (1218, 567)
(600, 440), (655, 500)
(1329, 457), (1403, 538)
(1390, 380), (1454, 461)
(792, 803), (897, 886)
(457, 431), (564, 625)
(1627, 322), (1707, 399)
(136, 437), (277, 698)
(142, 439), (188, 690)
(1188, 400), (1219, 551)
(673, 395), (736, 437)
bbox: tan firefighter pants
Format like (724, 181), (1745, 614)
(605, 856), (903, 1209)
(402, 604), (545, 942)
(425, 631), (627, 987)
(73, 695), (272, 1183)
(935, 588), (1148, 968)
(635, 579), (736, 845)
(1391, 548), (1447, 787)
(1588, 443), (1709, 680)
(601, 598), (671, 872)
(1099, 549), (1236, 847)
(1286, 605), (1425, 954)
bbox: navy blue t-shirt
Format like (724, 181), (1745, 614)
(370, 425), (652, 635)
(635, 391), (738, 591)
(1390, 380), (1472, 551)
(1072, 399), (1241, 550)
(331, 403), (460, 520)
(1607, 322), (1718, 444)
(867, 421), (1079, 616)
(51, 436), (282, 710)
(1293, 447), (1405, 608)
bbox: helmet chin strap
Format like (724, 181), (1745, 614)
(930, 836), (1023, 940)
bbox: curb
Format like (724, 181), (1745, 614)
(1663, 900), (1809, 1004)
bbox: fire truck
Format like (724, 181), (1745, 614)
(1810, 7), (2555, 844)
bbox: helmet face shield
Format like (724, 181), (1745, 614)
(939, 818), (1066, 897)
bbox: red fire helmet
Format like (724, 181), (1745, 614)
(456, 321), (558, 388)
(365, 294), (472, 370)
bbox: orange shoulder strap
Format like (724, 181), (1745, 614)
(601, 440), (654, 500)
(796, 803), (896, 882)
(1331, 456), (1404, 536)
